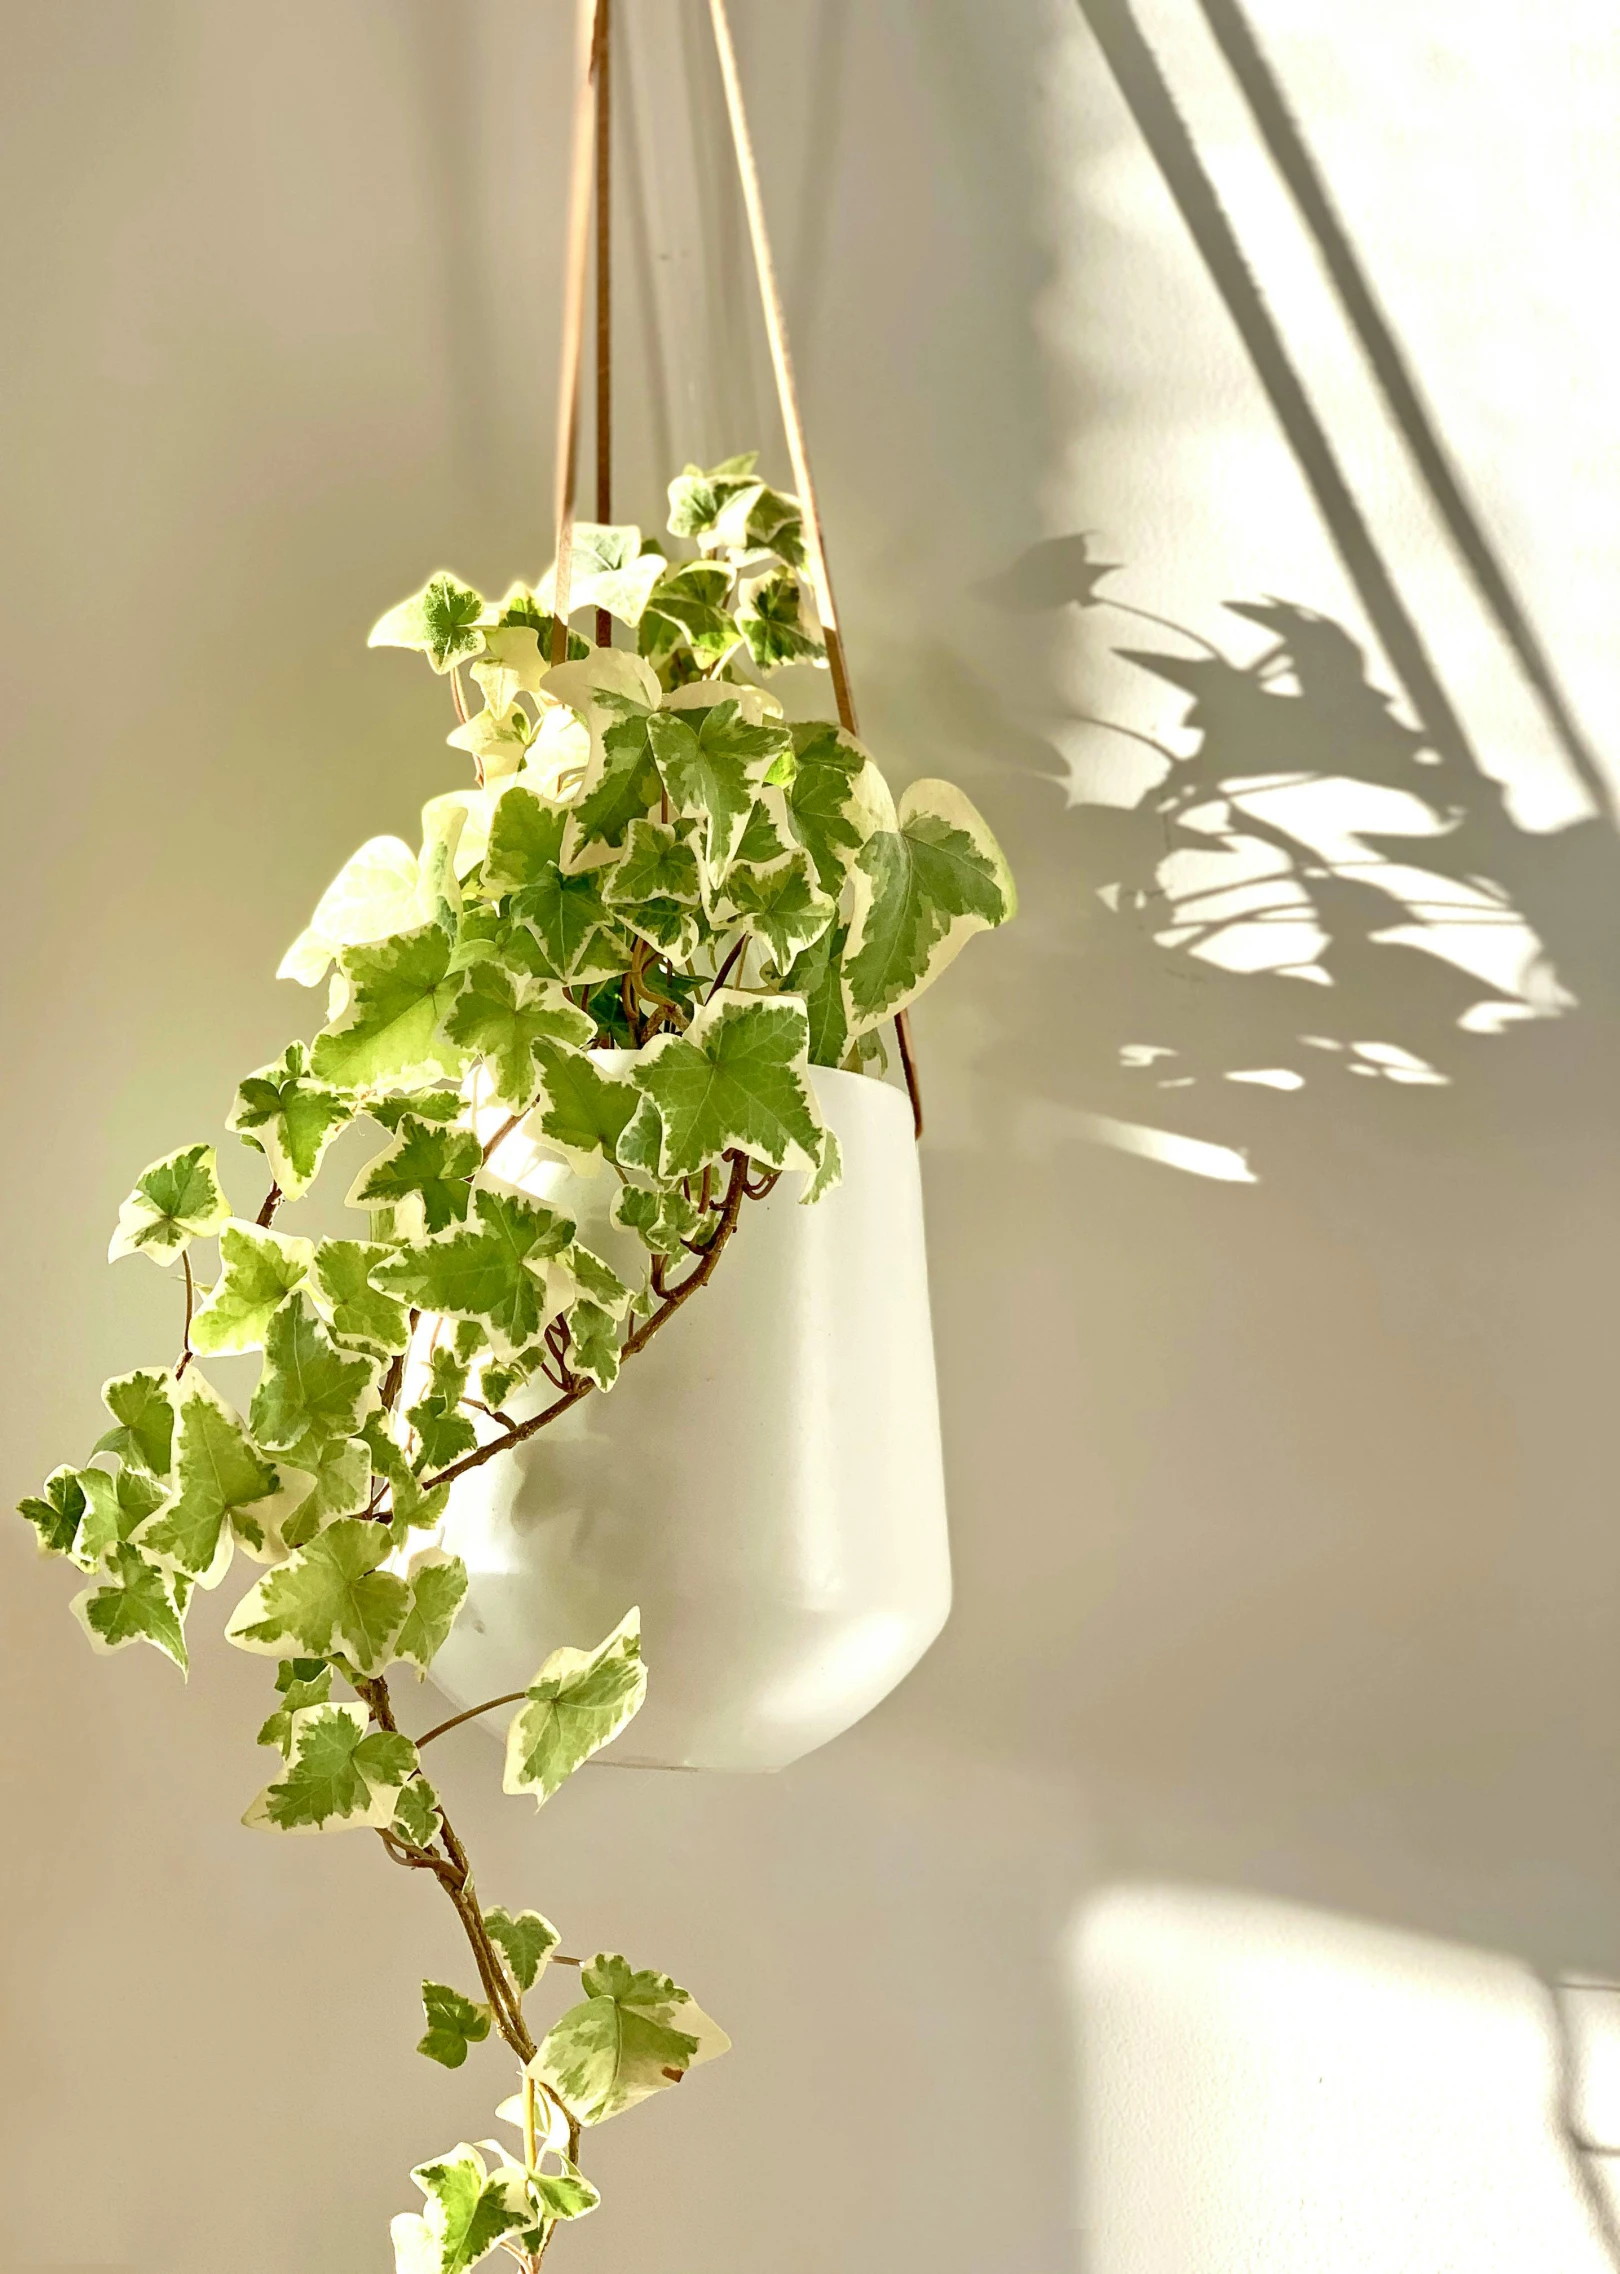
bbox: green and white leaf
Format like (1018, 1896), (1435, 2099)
(447, 697), (534, 786)
(631, 990), (823, 1179)
(188, 1220), (314, 1356)
(444, 964), (594, 1110)
(781, 920), (850, 1068)
(392, 1772), (443, 1850)
(70, 1463), (166, 1572)
(782, 721), (880, 894)
(136, 1374), (279, 1584)
(268, 1432), (373, 1555)
(228, 1042), (355, 1196)
(311, 926), (470, 1092)
(244, 1700), (418, 1832)
(540, 522), (667, 627)
(369, 571), (486, 673)
(249, 1297), (379, 1454)
(647, 698), (788, 876)
(609, 1183), (703, 1258)
(225, 1516), (410, 1673)
(93, 1368), (177, 1478)
(737, 565), (824, 669)
(277, 836), (427, 988)
(394, 1548), (469, 1676)
(526, 1041), (640, 1166)
(511, 866), (628, 983)
(390, 2144), (530, 2274)
(108, 1143), (231, 1267)
(19, 1466), (90, 1558)
(373, 1189), (576, 1356)
(843, 777), (1017, 1032)
(417, 1980), (493, 2070)
(502, 1608), (646, 1807)
(482, 784), (568, 894)
(637, 561), (739, 675)
(310, 1239), (412, 1360)
(528, 1952), (729, 2127)
(561, 1301), (620, 1392)
(721, 848), (836, 968)
(666, 451), (761, 543)
(256, 1658), (333, 1754)
(350, 1116), (482, 1236)
(71, 1545), (192, 1673)
(484, 1907), (560, 1994)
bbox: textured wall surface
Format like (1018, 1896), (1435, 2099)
(3, 3), (1620, 2268)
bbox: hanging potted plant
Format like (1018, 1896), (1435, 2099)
(12, 3), (1015, 2266)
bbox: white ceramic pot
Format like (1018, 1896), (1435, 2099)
(423, 1063), (950, 1771)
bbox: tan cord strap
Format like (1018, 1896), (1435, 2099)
(551, 0), (603, 664)
(594, 0), (614, 649)
(706, 0), (923, 1139)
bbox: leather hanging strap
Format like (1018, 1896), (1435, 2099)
(550, 0), (604, 662)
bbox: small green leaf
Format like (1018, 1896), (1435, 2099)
(392, 1773), (442, 1849)
(802, 1127), (843, 1206)
(369, 572), (486, 673)
(609, 1184), (703, 1258)
(70, 1463), (166, 1571)
(71, 1545), (192, 1673)
(631, 991), (824, 1180)
(737, 566), (824, 669)
(256, 1661), (333, 1754)
(309, 1239), (412, 1360)
(563, 1303), (620, 1392)
(225, 1517), (410, 1673)
(406, 1345), (478, 1472)
(637, 561), (740, 677)
(245, 1700), (419, 1831)
(843, 777), (1017, 1032)
(361, 1413), (451, 1533)
(527, 1041), (640, 1164)
(483, 783), (568, 893)
(502, 1608), (646, 1807)
(374, 1189), (576, 1356)
(228, 1042), (355, 1198)
(273, 1432), (373, 1552)
(511, 867), (627, 983)
(529, 1951), (728, 2126)
(721, 849), (836, 969)
(108, 1143), (231, 1268)
(548, 522), (667, 627)
(444, 965), (594, 1110)
(19, 1467), (88, 1558)
(394, 1548), (469, 1676)
(666, 452), (760, 542)
(600, 818), (701, 909)
(352, 1116), (482, 1236)
(390, 2143), (530, 2274)
(417, 1980), (493, 2070)
(249, 1297), (379, 1454)
(311, 926), (469, 1093)
(783, 721), (876, 893)
(136, 1375), (279, 1583)
(484, 1907), (559, 1994)
(648, 699), (788, 875)
(566, 1245), (634, 1319)
(93, 1368), (177, 1478)
(188, 1220), (314, 1356)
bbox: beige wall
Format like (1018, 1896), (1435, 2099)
(4, 3), (1620, 2268)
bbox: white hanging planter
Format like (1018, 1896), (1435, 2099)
(419, 1062), (950, 1772)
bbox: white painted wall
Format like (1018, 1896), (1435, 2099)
(3, 3), (1620, 2268)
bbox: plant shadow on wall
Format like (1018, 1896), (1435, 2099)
(983, 533), (1620, 1166)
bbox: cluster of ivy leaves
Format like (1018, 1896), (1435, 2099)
(15, 451), (1014, 2274)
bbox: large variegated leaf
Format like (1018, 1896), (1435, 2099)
(511, 867), (629, 982)
(782, 921), (850, 1069)
(228, 1042), (355, 1197)
(483, 783), (567, 893)
(637, 562), (739, 675)
(783, 721), (880, 894)
(540, 522), (667, 627)
(94, 1368), (177, 1478)
(666, 451), (761, 542)
(630, 991), (823, 1180)
(390, 2144), (531, 2274)
(529, 1952), (728, 2126)
(843, 778), (1016, 1033)
(721, 849), (835, 969)
(350, 1115), (481, 1236)
(737, 566), (824, 669)
(71, 1545), (193, 1673)
(244, 1700), (419, 1832)
(502, 1609), (646, 1807)
(249, 1297), (379, 1454)
(108, 1143), (231, 1268)
(309, 1239), (411, 1360)
(311, 926), (469, 1092)
(276, 836), (425, 988)
(225, 1516), (411, 1672)
(136, 1374), (279, 1583)
(188, 1220), (314, 1356)
(526, 1040), (640, 1165)
(647, 699), (787, 875)
(373, 1189), (576, 1357)
(369, 571), (485, 673)
(444, 965), (594, 1109)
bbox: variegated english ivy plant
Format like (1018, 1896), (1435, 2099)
(16, 450), (1015, 2272)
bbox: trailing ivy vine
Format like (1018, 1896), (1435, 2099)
(17, 452), (1015, 2271)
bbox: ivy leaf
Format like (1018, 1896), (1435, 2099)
(483, 783), (568, 894)
(406, 1345), (478, 1473)
(225, 1516), (411, 1673)
(417, 1980), (493, 2070)
(392, 1773), (443, 1850)
(802, 1127), (843, 1206)
(351, 1117), (482, 1236)
(256, 1659), (333, 1754)
(610, 1184), (703, 1259)
(309, 1239), (411, 1360)
(529, 1952), (728, 2126)
(511, 867), (627, 983)
(394, 1548), (470, 1676)
(484, 1907), (560, 1994)
(108, 1143), (231, 1268)
(783, 721), (876, 894)
(277, 836), (427, 988)
(361, 1413), (450, 1535)
(227, 1043), (355, 1199)
(722, 849), (836, 969)
(647, 699), (787, 875)
(390, 2144), (529, 2274)
(444, 965), (594, 1110)
(527, 1041), (640, 1165)
(249, 1297), (379, 1454)
(564, 718), (667, 869)
(188, 1220), (314, 1356)
(447, 697), (534, 785)
(311, 926), (469, 1093)
(637, 562), (740, 676)
(782, 921), (850, 1068)
(273, 1432), (373, 1553)
(70, 1464), (166, 1572)
(93, 1368), (177, 1478)
(726, 481), (805, 565)
(843, 778), (1017, 1033)
(566, 1245), (634, 1319)
(631, 991), (824, 1179)
(562, 1302), (620, 1393)
(136, 1375), (279, 1583)
(70, 1544), (192, 1673)
(666, 451), (760, 541)
(18, 1466), (88, 1558)
(487, 583), (589, 659)
(600, 817), (701, 909)
(369, 572), (486, 673)
(375, 1189), (576, 1355)
(544, 522), (667, 627)
(737, 566), (824, 669)
(502, 1608), (646, 1807)
(244, 1700), (419, 1831)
